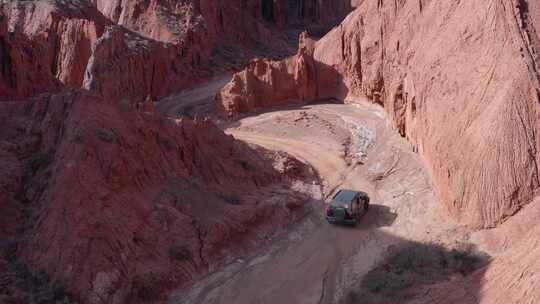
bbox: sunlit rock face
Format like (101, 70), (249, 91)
(217, 0), (540, 230)
(1, 0), (346, 302)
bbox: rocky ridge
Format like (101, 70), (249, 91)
(0, 90), (312, 303)
(0, 0), (356, 302)
(217, 1), (540, 301)
(1, 0), (354, 103)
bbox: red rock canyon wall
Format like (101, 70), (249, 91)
(218, 0), (540, 229)
(1, 0), (357, 302)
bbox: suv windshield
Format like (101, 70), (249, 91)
(330, 200), (350, 207)
(331, 190), (356, 207)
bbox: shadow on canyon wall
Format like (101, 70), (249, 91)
(341, 240), (490, 304)
(0, 95), (316, 304)
(318, 204), (489, 304)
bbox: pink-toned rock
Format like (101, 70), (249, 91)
(217, 32), (319, 116)
(92, 0), (353, 44)
(0, 0), (208, 103)
(218, 0), (540, 230)
(410, 201), (540, 304)
(0, 1), (109, 98)
(83, 25), (186, 103)
(89, 0), (355, 88)
(0, 91), (308, 303)
(272, 0), (353, 29)
(0, 11), (60, 99)
(2, 0), (354, 103)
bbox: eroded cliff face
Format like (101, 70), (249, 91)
(88, 0), (355, 96)
(91, 0), (353, 44)
(408, 200), (540, 304)
(0, 12), (59, 99)
(218, 32), (318, 114)
(1, 1), (339, 302)
(218, 0), (540, 230)
(1, 0), (354, 103)
(82, 25), (191, 104)
(0, 91), (310, 303)
(0, 1), (189, 102)
(0, 1), (108, 99)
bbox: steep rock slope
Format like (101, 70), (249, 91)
(90, 0), (355, 81)
(218, 0), (540, 230)
(0, 92), (309, 303)
(1, 2), (327, 302)
(91, 0), (353, 44)
(409, 201), (540, 304)
(0, 0), (109, 96)
(82, 25), (190, 104)
(218, 32), (319, 114)
(0, 1), (205, 103)
(1, 0), (354, 103)
(0, 12), (60, 99)
(0, 1), (186, 103)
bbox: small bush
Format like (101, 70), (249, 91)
(7, 261), (77, 304)
(235, 159), (250, 170)
(136, 284), (158, 302)
(387, 244), (446, 275)
(95, 128), (115, 143)
(70, 129), (84, 143)
(156, 133), (174, 151)
(344, 290), (360, 304)
(451, 248), (488, 275)
(180, 104), (194, 116)
(168, 246), (192, 262)
(29, 152), (53, 172)
(220, 193), (242, 205)
(363, 270), (413, 296)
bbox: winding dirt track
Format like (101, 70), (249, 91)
(227, 131), (348, 193)
(165, 79), (461, 304)
(156, 75), (232, 118)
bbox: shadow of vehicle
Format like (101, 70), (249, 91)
(330, 204), (398, 230)
(359, 204), (398, 229)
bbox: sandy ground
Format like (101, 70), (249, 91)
(156, 75), (232, 119)
(162, 80), (471, 304)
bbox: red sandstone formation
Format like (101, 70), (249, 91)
(0, 1), (108, 99)
(1, 0), (353, 102)
(0, 1), (189, 103)
(8, 0), (540, 303)
(1, 1), (353, 302)
(91, 0), (352, 44)
(218, 0), (540, 230)
(82, 25), (189, 103)
(218, 32), (318, 114)
(85, 0), (354, 102)
(0, 91), (309, 303)
(0, 12), (58, 99)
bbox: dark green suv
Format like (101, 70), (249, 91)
(325, 189), (370, 225)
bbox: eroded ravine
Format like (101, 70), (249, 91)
(167, 97), (464, 304)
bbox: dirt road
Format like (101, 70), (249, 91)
(226, 131), (348, 193)
(165, 80), (464, 304)
(156, 75), (232, 118)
